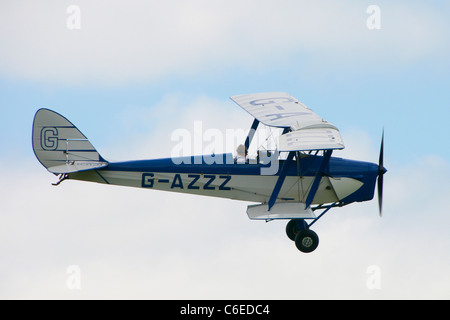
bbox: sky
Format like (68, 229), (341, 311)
(1, 0), (450, 299)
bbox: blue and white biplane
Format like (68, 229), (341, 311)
(32, 92), (386, 253)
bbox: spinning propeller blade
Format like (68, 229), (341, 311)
(377, 129), (386, 217)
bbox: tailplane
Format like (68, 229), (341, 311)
(32, 108), (108, 174)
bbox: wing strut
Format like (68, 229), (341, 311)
(268, 151), (295, 210)
(244, 119), (259, 157)
(304, 150), (333, 209)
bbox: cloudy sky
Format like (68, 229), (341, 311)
(1, 0), (450, 299)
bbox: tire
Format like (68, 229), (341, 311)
(286, 220), (300, 241)
(295, 229), (319, 253)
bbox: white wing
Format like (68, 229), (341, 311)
(230, 92), (344, 151)
(278, 128), (344, 152)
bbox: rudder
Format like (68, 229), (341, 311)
(32, 108), (108, 174)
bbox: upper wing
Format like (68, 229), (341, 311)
(230, 92), (322, 130)
(230, 92), (344, 151)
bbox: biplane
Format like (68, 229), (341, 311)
(32, 92), (386, 253)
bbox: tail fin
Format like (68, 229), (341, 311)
(32, 108), (108, 174)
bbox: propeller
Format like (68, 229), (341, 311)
(377, 129), (386, 216)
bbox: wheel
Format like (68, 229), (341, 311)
(286, 220), (300, 241)
(286, 219), (308, 241)
(295, 229), (319, 253)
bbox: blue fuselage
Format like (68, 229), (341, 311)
(100, 153), (380, 206)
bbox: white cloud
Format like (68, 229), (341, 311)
(334, 128), (380, 163)
(100, 94), (252, 160)
(0, 1), (448, 84)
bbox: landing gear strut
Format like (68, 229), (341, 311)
(285, 203), (338, 253)
(286, 219), (319, 253)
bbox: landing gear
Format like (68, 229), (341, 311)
(295, 229), (319, 253)
(286, 219), (319, 253)
(286, 219), (305, 241)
